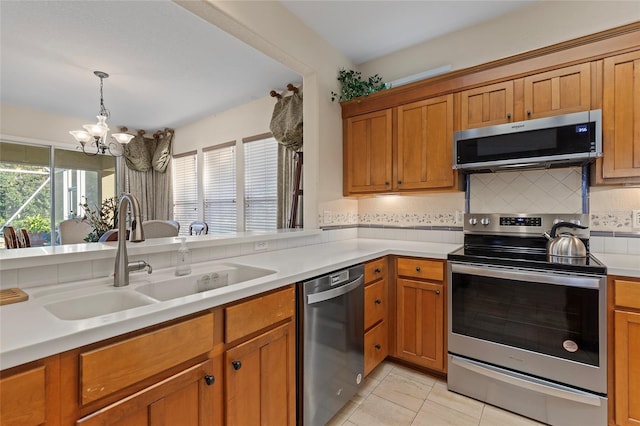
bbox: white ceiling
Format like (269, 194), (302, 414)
(0, 1), (534, 132)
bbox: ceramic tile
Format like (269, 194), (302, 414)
(367, 361), (394, 382)
(426, 382), (484, 420)
(18, 265), (58, 288)
(479, 405), (544, 426)
(326, 400), (359, 426)
(373, 372), (432, 412)
(628, 238), (640, 255)
(390, 364), (437, 387)
(411, 400), (480, 426)
(604, 237), (628, 254)
(351, 376), (380, 405)
(348, 394), (416, 426)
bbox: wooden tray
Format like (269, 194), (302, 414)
(0, 288), (28, 306)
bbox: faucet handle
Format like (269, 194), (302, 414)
(128, 260), (152, 275)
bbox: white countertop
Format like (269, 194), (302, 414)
(0, 238), (458, 370)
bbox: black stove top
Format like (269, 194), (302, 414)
(448, 213), (607, 275)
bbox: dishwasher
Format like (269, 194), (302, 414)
(297, 264), (364, 426)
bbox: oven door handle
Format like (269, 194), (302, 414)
(450, 263), (601, 289)
(450, 356), (602, 407)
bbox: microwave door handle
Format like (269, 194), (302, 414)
(450, 263), (601, 289)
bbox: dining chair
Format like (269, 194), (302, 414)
(2, 226), (31, 249)
(189, 221), (208, 236)
(142, 220), (180, 238)
(59, 218), (93, 244)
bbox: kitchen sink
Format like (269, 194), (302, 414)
(135, 263), (277, 301)
(43, 291), (157, 320)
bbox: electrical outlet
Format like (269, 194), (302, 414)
(254, 241), (268, 251)
(633, 210), (640, 229)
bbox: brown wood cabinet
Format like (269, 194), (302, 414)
(343, 96), (457, 196)
(459, 80), (515, 129)
(395, 257), (446, 373)
(597, 50), (640, 183)
(396, 95), (455, 191)
(343, 109), (393, 194)
(459, 63), (591, 130)
(523, 63), (592, 119)
(612, 277), (640, 426)
(223, 286), (296, 426)
(0, 356), (60, 426)
(76, 360), (215, 426)
(364, 257), (389, 376)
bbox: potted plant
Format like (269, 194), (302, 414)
(15, 214), (50, 246)
(80, 196), (119, 242)
(331, 68), (387, 102)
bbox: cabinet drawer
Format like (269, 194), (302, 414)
(365, 258), (387, 284)
(365, 278), (386, 330)
(397, 258), (444, 281)
(80, 313), (214, 405)
(615, 279), (640, 310)
(225, 286), (295, 343)
(364, 320), (388, 376)
(0, 366), (46, 425)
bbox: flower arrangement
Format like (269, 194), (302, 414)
(330, 68), (386, 102)
(80, 196), (119, 242)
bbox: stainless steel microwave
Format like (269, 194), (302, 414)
(453, 110), (602, 172)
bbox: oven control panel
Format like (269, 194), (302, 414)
(464, 213), (590, 237)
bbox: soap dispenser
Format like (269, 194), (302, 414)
(175, 237), (192, 276)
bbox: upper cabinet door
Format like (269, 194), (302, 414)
(344, 109), (393, 195)
(523, 63), (591, 119)
(602, 50), (640, 180)
(460, 81), (514, 130)
(396, 95), (455, 191)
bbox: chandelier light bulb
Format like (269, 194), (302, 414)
(69, 130), (92, 143)
(111, 133), (134, 144)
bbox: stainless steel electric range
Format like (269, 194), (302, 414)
(447, 213), (607, 426)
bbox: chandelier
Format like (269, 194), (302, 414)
(69, 71), (134, 156)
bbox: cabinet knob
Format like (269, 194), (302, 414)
(507, 113), (512, 120)
(527, 110), (532, 117)
(416, 266), (421, 272)
(398, 180), (402, 185)
(374, 268), (381, 274)
(204, 375), (215, 386)
(435, 290), (441, 295)
(231, 361), (242, 371)
(375, 344), (382, 350)
(385, 181), (390, 186)
(375, 299), (382, 305)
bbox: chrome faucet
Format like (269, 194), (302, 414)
(114, 193), (152, 287)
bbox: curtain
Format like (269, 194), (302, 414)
(277, 147), (301, 228)
(124, 129), (173, 221)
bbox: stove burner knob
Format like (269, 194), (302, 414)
(468, 218), (478, 226)
(480, 217), (491, 226)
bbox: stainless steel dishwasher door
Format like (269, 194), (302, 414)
(299, 264), (364, 426)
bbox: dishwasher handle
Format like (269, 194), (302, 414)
(306, 275), (364, 305)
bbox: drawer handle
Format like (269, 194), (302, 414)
(204, 375), (215, 386)
(416, 266), (421, 272)
(375, 344), (382, 350)
(232, 361), (242, 371)
(374, 268), (381, 274)
(375, 299), (382, 305)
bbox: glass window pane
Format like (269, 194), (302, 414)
(244, 137), (277, 231)
(204, 145), (236, 233)
(0, 142), (51, 247)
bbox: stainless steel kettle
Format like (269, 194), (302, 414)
(543, 221), (588, 258)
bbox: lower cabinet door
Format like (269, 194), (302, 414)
(225, 321), (295, 426)
(396, 278), (444, 372)
(76, 360), (215, 426)
(615, 310), (640, 426)
(364, 320), (388, 376)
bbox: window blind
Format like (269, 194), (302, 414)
(244, 136), (278, 231)
(171, 152), (198, 234)
(204, 144), (237, 233)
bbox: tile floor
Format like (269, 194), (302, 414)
(327, 361), (544, 426)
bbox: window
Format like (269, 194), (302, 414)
(0, 141), (116, 247)
(204, 143), (236, 233)
(244, 136), (278, 231)
(171, 151), (198, 235)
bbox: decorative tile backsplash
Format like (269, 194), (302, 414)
(470, 168), (583, 214)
